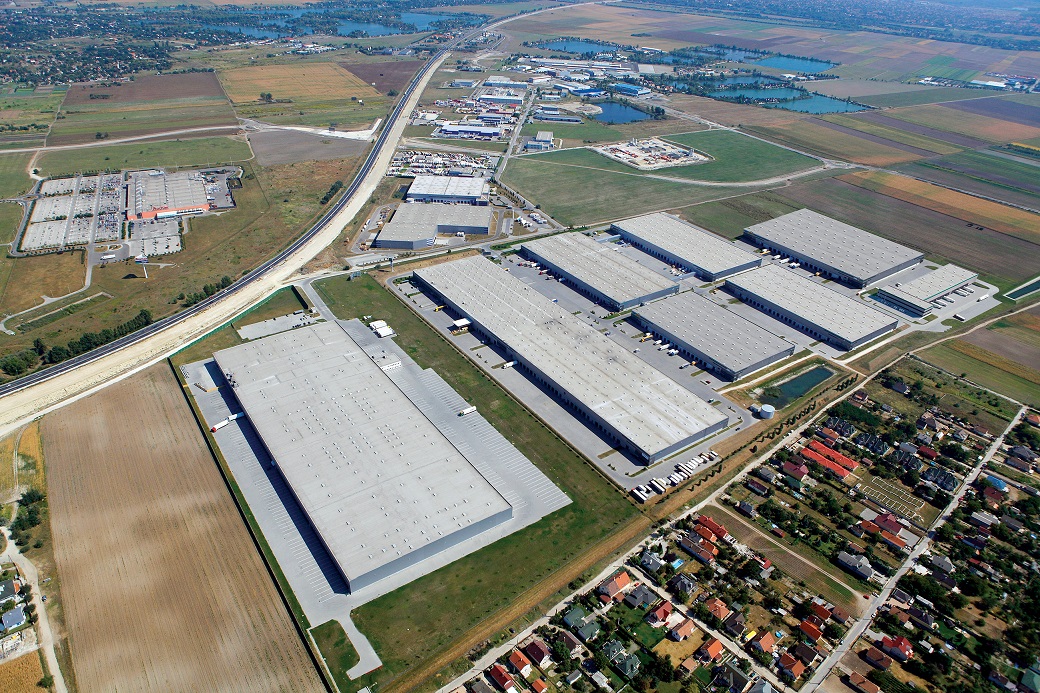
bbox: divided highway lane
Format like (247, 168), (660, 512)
(0, 47), (444, 400)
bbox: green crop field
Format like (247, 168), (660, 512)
(921, 342), (1040, 408)
(312, 273), (640, 693)
(822, 113), (964, 154)
(501, 155), (757, 226)
(0, 153), (33, 198)
(36, 137), (252, 177)
(857, 89), (994, 108)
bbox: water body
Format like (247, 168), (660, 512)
(767, 94), (867, 113)
(592, 102), (650, 123)
(760, 366), (834, 408)
(542, 39), (617, 54)
(204, 10), (457, 38)
(755, 55), (835, 73)
(1008, 276), (1040, 300)
(709, 87), (805, 100)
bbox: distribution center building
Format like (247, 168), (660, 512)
(726, 264), (899, 350)
(633, 292), (796, 380)
(374, 203), (493, 250)
(414, 256), (728, 463)
(875, 264), (978, 317)
(213, 321), (513, 593)
(406, 175), (491, 205)
(520, 232), (678, 311)
(744, 209), (923, 288)
(611, 213), (763, 281)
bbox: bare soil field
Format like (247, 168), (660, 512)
(42, 364), (323, 692)
(346, 60), (424, 94)
(776, 177), (1040, 284)
(669, 94), (807, 127)
(844, 111), (989, 148)
(62, 73), (227, 106)
(881, 104), (1040, 143)
(964, 328), (1040, 372)
(0, 651), (44, 693)
(248, 128), (368, 166)
(942, 96), (1040, 128)
(808, 119), (936, 157)
(220, 63), (379, 104)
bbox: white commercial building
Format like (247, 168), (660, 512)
(375, 203), (493, 250)
(414, 256), (728, 462)
(406, 175), (490, 205)
(875, 264), (978, 317)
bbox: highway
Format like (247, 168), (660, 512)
(0, 39), (447, 401)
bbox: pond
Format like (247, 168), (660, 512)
(592, 102), (650, 123)
(709, 87), (805, 101)
(754, 55), (836, 73)
(759, 366), (835, 409)
(767, 94), (868, 113)
(1008, 276), (1040, 300)
(541, 39), (617, 54)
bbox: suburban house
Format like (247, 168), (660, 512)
(881, 635), (914, 662)
(469, 679), (495, 693)
(698, 638), (724, 663)
(640, 550), (665, 574)
(698, 515), (729, 540)
(862, 646), (892, 669)
(792, 643), (820, 666)
(724, 611), (746, 638)
(598, 571), (632, 601)
(705, 597), (731, 622)
(669, 573), (696, 596)
(531, 680), (549, 693)
(563, 606), (588, 629)
(577, 621), (601, 643)
(647, 601), (672, 626)
(508, 650), (532, 678)
(559, 631), (584, 659)
(524, 640), (553, 669)
(930, 554), (955, 574)
(848, 672), (881, 693)
(624, 584), (656, 610)
(489, 664), (517, 693)
(778, 653), (806, 679)
(670, 618), (696, 641)
(751, 631), (777, 654)
(798, 620), (823, 644)
(837, 551), (874, 580)
(782, 461), (809, 488)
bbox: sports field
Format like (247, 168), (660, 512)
(36, 136), (252, 177)
(745, 120), (922, 166)
(43, 364), (324, 691)
(311, 273), (643, 693)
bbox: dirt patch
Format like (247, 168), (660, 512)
(248, 128), (368, 166)
(62, 73), (228, 106)
(42, 364), (323, 692)
(346, 60), (425, 94)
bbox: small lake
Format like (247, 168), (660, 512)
(592, 102), (650, 123)
(755, 55), (835, 73)
(767, 94), (868, 113)
(542, 39), (617, 54)
(203, 10), (455, 38)
(709, 87), (805, 100)
(760, 366), (834, 408)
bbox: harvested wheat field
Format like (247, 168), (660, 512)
(220, 62), (379, 104)
(42, 364), (323, 692)
(0, 651), (44, 693)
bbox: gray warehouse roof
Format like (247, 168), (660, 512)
(415, 257), (727, 459)
(611, 213), (762, 279)
(378, 203), (492, 244)
(521, 232), (676, 307)
(213, 321), (511, 589)
(726, 264), (897, 346)
(745, 209), (923, 285)
(878, 264), (978, 311)
(407, 175), (489, 200)
(634, 292), (794, 376)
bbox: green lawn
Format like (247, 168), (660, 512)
(0, 153), (33, 198)
(614, 601), (666, 650)
(0, 202), (23, 245)
(501, 156), (756, 226)
(312, 620), (360, 691)
(36, 137), (253, 177)
(313, 274), (639, 693)
(677, 191), (801, 238)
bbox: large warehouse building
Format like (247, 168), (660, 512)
(633, 292), (796, 380)
(414, 257), (729, 463)
(875, 264), (978, 317)
(213, 322), (513, 593)
(374, 203), (492, 250)
(744, 209), (923, 288)
(520, 232), (678, 311)
(127, 169), (209, 220)
(726, 264), (899, 350)
(611, 213), (763, 281)
(406, 175), (491, 205)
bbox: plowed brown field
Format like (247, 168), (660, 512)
(42, 364), (323, 693)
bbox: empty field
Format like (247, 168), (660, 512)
(745, 120), (921, 166)
(676, 191), (801, 238)
(0, 251), (86, 317)
(0, 91), (62, 147)
(776, 177), (1040, 286)
(519, 121), (620, 147)
(62, 73), (228, 106)
(669, 94), (808, 128)
(345, 60), (424, 93)
(841, 170), (1040, 244)
(220, 63), (380, 104)
(921, 341), (1040, 408)
(882, 103), (1040, 143)
(0, 152), (33, 198)
(821, 114), (963, 155)
(42, 363), (324, 692)
(36, 136), (252, 177)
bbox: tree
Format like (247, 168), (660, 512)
(37, 675), (53, 689)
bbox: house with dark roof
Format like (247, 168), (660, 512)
(848, 671), (880, 693)
(862, 646), (891, 670)
(559, 631), (584, 659)
(930, 554), (955, 574)
(669, 573), (696, 596)
(755, 467), (778, 484)
(577, 621), (601, 643)
(563, 606), (588, 629)
(1011, 446), (1038, 462)
(792, 643), (819, 666)
(747, 479), (771, 497)
(907, 606), (935, 631)
(737, 501), (758, 518)
(469, 678), (495, 693)
(640, 550), (665, 574)
(837, 551), (874, 580)
(1, 605), (25, 632)
(889, 381), (911, 395)
(713, 661), (753, 693)
(0, 580), (17, 605)
(625, 584), (656, 610)
(524, 640), (553, 669)
(782, 461), (809, 488)
(724, 611), (746, 638)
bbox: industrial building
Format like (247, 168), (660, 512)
(374, 203), (493, 250)
(611, 213), (763, 281)
(520, 232), (678, 311)
(875, 264), (978, 317)
(633, 292), (796, 380)
(725, 264), (899, 350)
(610, 83), (651, 96)
(213, 321), (513, 593)
(436, 123), (503, 139)
(744, 209), (923, 288)
(477, 90), (524, 106)
(524, 131), (555, 151)
(406, 175), (490, 205)
(414, 256), (728, 463)
(127, 169), (209, 220)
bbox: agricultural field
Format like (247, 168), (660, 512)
(777, 176), (1040, 287)
(42, 363), (324, 692)
(842, 110), (988, 149)
(841, 170), (1040, 245)
(922, 339), (1040, 408)
(0, 90), (63, 149)
(668, 94), (808, 128)
(675, 191), (801, 238)
(744, 120), (923, 166)
(220, 62), (386, 129)
(345, 59), (424, 94)
(0, 651), (45, 693)
(313, 273), (643, 693)
(808, 80), (956, 100)
(501, 155), (758, 226)
(879, 103), (1040, 144)
(35, 136), (252, 177)
(856, 88), (1002, 108)
(894, 149), (1040, 210)
(0, 431), (14, 499)
(48, 73), (237, 146)
(820, 113), (964, 155)
(941, 95), (1040, 128)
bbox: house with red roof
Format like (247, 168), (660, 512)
(705, 597), (731, 622)
(873, 512), (903, 534)
(647, 601), (672, 627)
(698, 638), (724, 663)
(597, 571), (632, 601)
(531, 680), (549, 693)
(751, 631), (777, 654)
(810, 602), (832, 622)
(670, 618), (696, 641)
(489, 664), (517, 692)
(778, 652), (806, 679)
(698, 515), (728, 540)
(509, 650), (533, 677)
(862, 646), (892, 670)
(694, 524), (717, 544)
(848, 672), (880, 693)
(782, 461), (810, 488)
(799, 620), (823, 644)
(807, 440), (860, 471)
(801, 448), (852, 482)
(880, 530), (907, 552)
(919, 446), (938, 460)
(881, 635), (913, 662)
